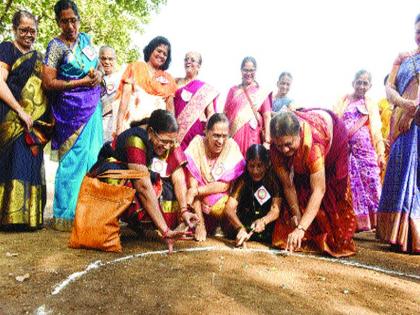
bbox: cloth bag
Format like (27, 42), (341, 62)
(69, 169), (148, 252)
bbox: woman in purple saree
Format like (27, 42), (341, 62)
(42, 0), (103, 231)
(376, 13), (420, 253)
(175, 52), (218, 150)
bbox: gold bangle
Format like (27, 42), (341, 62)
(64, 80), (71, 89)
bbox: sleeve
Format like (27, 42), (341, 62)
(125, 135), (147, 165)
(167, 146), (187, 175)
(117, 63), (134, 97)
(44, 40), (64, 69)
(230, 176), (245, 201)
(0, 42), (15, 70)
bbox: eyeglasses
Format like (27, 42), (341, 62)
(242, 68), (256, 73)
(17, 27), (37, 36)
(151, 128), (177, 148)
(100, 56), (115, 62)
(184, 57), (199, 63)
(59, 18), (79, 25)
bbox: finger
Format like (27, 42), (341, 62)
(297, 237), (302, 250)
(246, 231), (253, 240)
(167, 239), (174, 254)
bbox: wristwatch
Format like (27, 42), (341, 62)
(297, 224), (306, 232)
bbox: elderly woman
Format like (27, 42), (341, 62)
(225, 145), (281, 247)
(377, 13), (420, 253)
(270, 110), (356, 257)
(91, 110), (198, 252)
(224, 56), (272, 155)
(174, 51), (218, 150)
(185, 113), (245, 241)
(0, 10), (53, 230)
(272, 72), (294, 114)
(116, 36), (177, 135)
(333, 70), (384, 232)
(42, 0), (103, 231)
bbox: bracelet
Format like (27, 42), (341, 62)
(297, 224), (306, 232)
(180, 207), (189, 216)
(64, 80), (71, 89)
(161, 227), (170, 239)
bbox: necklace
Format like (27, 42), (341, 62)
(60, 35), (85, 70)
(13, 41), (31, 54)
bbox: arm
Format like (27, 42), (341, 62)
(386, 83), (417, 114)
(0, 67), (33, 129)
(224, 197), (243, 230)
(205, 99), (216, 118)
(263, 111), (271, 144)
(42, 65), (99, 91)
(166, 95), (174, 114)
(187, 175), (207, 241)
(275, 165), (301, 223)
(252, 197), (281, 233)
(197, 181), (230, 196)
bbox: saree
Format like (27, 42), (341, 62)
(0, 42), (53, 229)
(377, 51), (420, 253)
(91, 126), (186, 230)
(334, 96), (383, 231)
(271, 109), (356, 257)
(185, 136), (245, 217)
(44, 33), (103, 231)
(174, 80), (218, 150)
(224, 85), (271, 156)
(117, 61), (177, 132)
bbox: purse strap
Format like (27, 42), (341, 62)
(242, 86), (261, 122)
(95, 169), (149, 180)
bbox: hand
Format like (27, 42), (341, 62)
(286, 228), (305, 252)
(162, 229), (187, 254)
(290, 215), (299, 228)
(377, 154), (385, 169)
(17, 109), (33, 130)
(83, 70), (101, 87)
(236, 227), (252, 247)
(263, 141), (270, 150)
(182, 211), (200, 229)
(251, 219), (266, 233)
(194, 223), (207, 242)
(186, 187), (198, 206)
(398, 111), (413, 134)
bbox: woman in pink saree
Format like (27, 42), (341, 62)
(175, 51), (218, 150)
(185, 113), (245, 241)
(224, 56), (272, 156)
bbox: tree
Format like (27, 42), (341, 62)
(0, 0), (167, 63)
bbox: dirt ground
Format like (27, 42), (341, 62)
(0, 159), (419, 315)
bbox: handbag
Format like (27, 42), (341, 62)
(69, 169), (148, 253)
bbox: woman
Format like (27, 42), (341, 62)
(270, 111), (356, 257)
(174, 51), (218, 150)
(43, 0), (103, 231)
(333, 70), (384, 231)
(0, 10), (53, 230)
(224, 56), (271, 156)
(225, 145), (281, 246)
(185, 113), (245, 241)
(272, 72), (294, 114)
(116, 36), (177, 135)
(92, 110), (198, 251)
(376, 14), (420, 253)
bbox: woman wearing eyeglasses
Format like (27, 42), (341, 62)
(91, 110), (198, 252)
(185, 113), (245, 241)
(224, 56), (272, 156)
(174, 51), (218, 150)
(115, 36), (177, 135)
(0, 10), (53, 230)
(42, 0), (104, 231)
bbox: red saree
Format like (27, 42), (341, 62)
(271, 110), (356, 257)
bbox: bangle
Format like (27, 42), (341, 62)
(297, 224), (306, 232)
(64, 80), (71, 89)
(161, 227), (170, 239)
(180, 207), (189, 216)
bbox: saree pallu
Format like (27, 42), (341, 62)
(174, 80), (218, 150)
(185, 136), (245, 218)
(91, 127), (186, 230)
(0, 49), (53, 229)
(377, 51), (420, 253)
(45, 33), (103, 231)
(343, 99), (381, 231)
(117, 61), (177, 132)
(272, 110), (356, 257)
(224, 85), (271, 156)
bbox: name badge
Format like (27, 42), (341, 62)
(156, 76), (169, 84)
(356, 104), (369, 115)
(82, 46), (96, 61)
(249, 118), (258, 130)
(211, 163), (225, 181)
(254, 185), (271, 205)
(151, 158), (168, 177)
(181, 89), (192, 102)
(106, 82), (116, 95)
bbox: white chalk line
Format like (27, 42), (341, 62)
(48, 245), (420, 299)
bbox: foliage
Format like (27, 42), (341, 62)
(0, 0), (166, 63)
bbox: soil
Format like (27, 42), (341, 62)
(0, 158), (419, 315)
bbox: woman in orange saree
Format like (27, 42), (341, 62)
(270, 110), (356, 257)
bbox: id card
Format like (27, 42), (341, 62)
(249, 118), (258, 130)
(211, 162), (225, 181)
(254, 185), (271, 205)
(151, 158), (168, 177)
(181, 89), (192, 102)
(82, 46), (97, 61)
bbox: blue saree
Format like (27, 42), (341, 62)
(44, 33), (103, 231)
